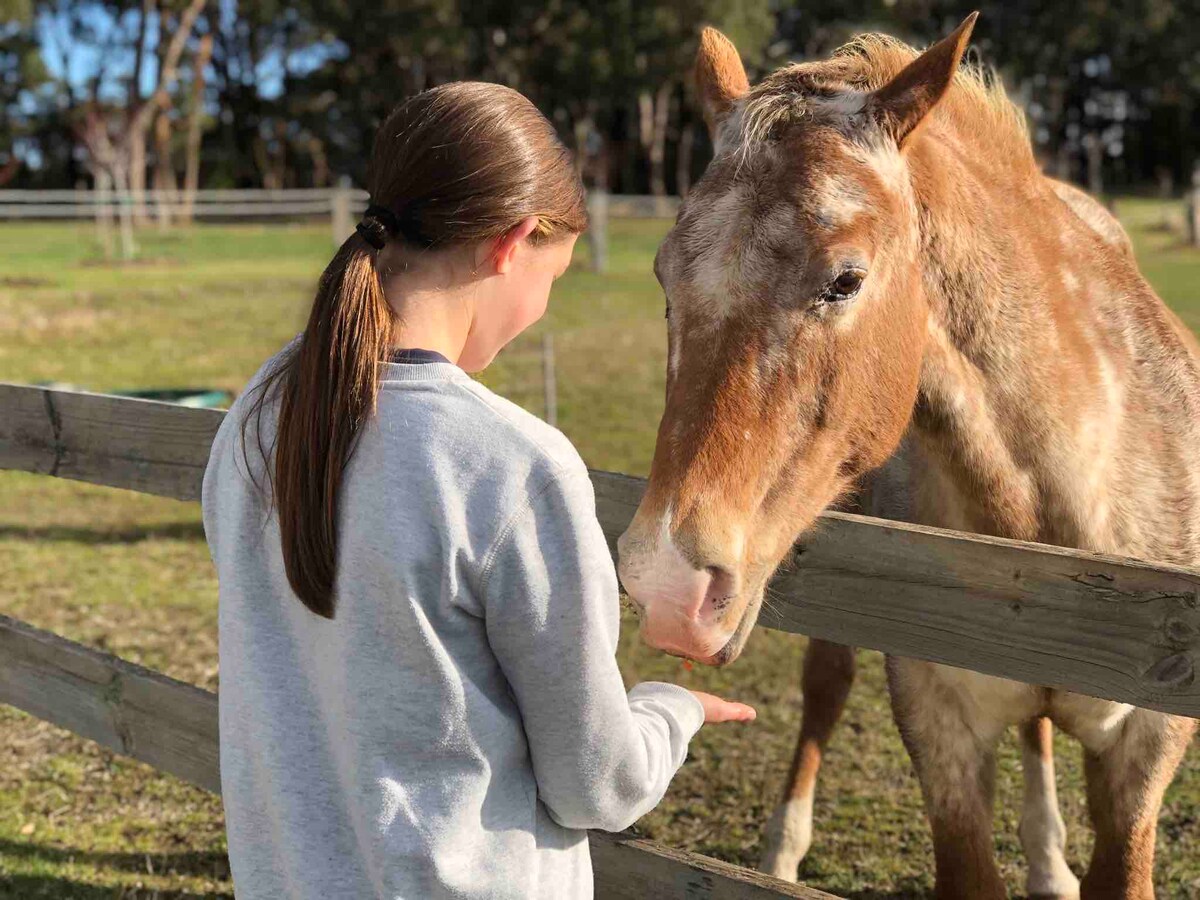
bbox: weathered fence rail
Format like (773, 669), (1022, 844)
(0, 381), (837, 899)
(0, 188), (677, 229)
(0, 188), (680, 270)
(4, 383), (1199, 717)
(0, 613), (833, 899)
(4, 383), (1200, 897)
(0, 187), (365, 222)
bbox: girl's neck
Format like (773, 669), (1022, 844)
(384, 282), (475, 366)
(380, 241), (494, 365)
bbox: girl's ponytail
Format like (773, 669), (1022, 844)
(245, 81), (588, 618)
(272, 234), (392, 617)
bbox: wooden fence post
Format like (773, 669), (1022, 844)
(542, 332), (557, 427)
(93, 174), (114, 260)
(588, 189), (609, 274)
(116, 182), (136, 261)
(1157, 167), (1175, 232)
(331, 176), (353, 246)
(1189, 165), (1200, 248)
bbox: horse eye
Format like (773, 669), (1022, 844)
(828, 268), (865, 300)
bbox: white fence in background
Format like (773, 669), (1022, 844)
(0, 187), (359, 210)
(0, 188), (681, 272)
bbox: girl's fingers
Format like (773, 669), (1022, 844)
(711, 700), (756, 723)
(688, 690), (757, 724)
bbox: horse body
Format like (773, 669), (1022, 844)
(618, 17), (1197, 899)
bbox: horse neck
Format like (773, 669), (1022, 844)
(899, 127), (1184, 549)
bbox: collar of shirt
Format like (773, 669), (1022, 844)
(390, 348), (452, 365)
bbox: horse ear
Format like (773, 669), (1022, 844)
(869, 12), (979, 147)
(694, 26), (749, 139)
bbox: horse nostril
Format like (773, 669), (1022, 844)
(704, 565), (738, 612)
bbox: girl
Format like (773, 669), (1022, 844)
(202, 82), (755, 900)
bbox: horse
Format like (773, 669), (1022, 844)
(757, 176), (1139, 892)
(615, 14), (1198, 899)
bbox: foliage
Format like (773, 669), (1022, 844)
(6, 1), (1199, 193)
(0, 0), (48, 185)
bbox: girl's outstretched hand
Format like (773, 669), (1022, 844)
(689, 691), (757, 724)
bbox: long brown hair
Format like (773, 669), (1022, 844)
(246, 82), (588, 618)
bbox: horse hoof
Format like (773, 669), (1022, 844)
(1026, 862), (1080, 900)
(759, 797), (813, 883)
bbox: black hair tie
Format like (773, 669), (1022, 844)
(356, 203), (403, 250)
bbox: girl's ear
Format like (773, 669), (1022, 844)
(491, 216), (541, 274)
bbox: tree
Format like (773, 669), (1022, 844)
(41, 0), (205, 252)
(0, 0), (51, 186)
(180, 31), (212, 218)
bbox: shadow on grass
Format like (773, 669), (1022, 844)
(0, 875), (229, 900)
(0, 839), (230, 890)
(0, 521), (205, 544)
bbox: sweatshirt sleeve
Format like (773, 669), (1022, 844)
(479, 466), (705, 833)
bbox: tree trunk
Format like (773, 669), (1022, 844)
(1047, 79), (1072, 181)
(153, 100), (177, 229)
(274, 119), (289, 188)
(676, 121), (695, 198)
(0, 156), (18, 188)
(125, 0), (206, 221)
(129, 132), (149, 224)
(253, 135), (279, 189)
(309, 136), (329, 188)
(111, 165), (137, 261)
(638, 91), (653, 154)
(648, 82), (672, 197)
(1086, 132), (1104, 198)
(182, 33), (213, 223)
(127, 0), (154, 225)
(1054, 142), (1072, 182)
(94, 168), (115, 259)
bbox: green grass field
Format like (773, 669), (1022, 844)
(2, 201), (1199, 898)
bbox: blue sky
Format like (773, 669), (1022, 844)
(33, 0), (343, 103)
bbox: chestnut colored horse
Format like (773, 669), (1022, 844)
(617, 15), (1197, 899)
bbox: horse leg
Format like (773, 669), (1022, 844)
(887, 656), (1008, 900)
(1076, 709), (1195, 900)
(760, 639), (855, 881)
(1019, 717), (1079, 899)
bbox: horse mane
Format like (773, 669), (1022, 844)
(731, 33), (1033, 165)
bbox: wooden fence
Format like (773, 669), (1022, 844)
(0, 188), (680, 221)
(0, 188), (681, 270)
(3, 383), (1200, 896)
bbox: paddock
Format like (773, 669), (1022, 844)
(2, 208), (1199, 895)
(2, 379), (1198, 898)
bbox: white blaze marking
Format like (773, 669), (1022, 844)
(852, 133), (908, 195)
(813, 173), (867, 228)
(815, 90), (867, 119)
(685, 186), (751, 318)
(682, 188), (797, 324)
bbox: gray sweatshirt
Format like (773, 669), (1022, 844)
(201, 346), (704, 900)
